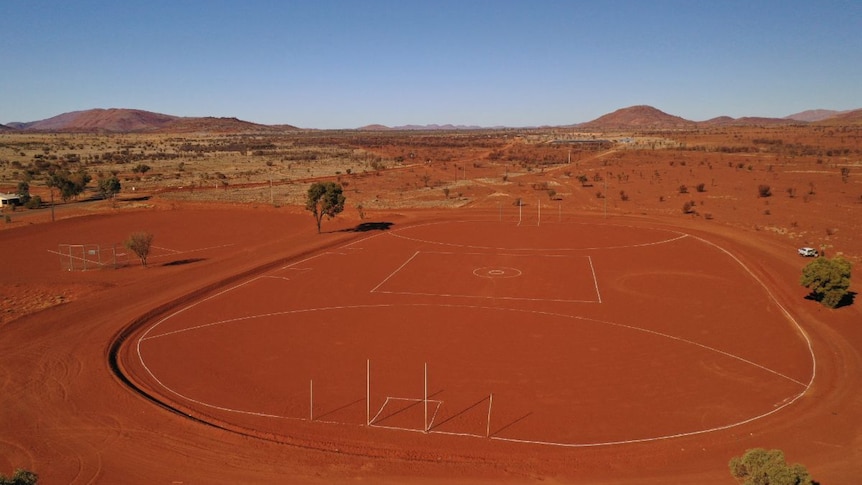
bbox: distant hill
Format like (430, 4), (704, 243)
(785, 109), (846, 122)
(13, 108), (177, 132)
(9, 108), (297, 133)
(153, 116), (287, 133)
(359, 123), (494, 131)
(699, 116), (799, 127)
(577, 105), (696, 130)
(0, 123), (15, 132)
(816, 108), (862, 125)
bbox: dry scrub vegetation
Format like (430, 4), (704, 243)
(1, 125), (860, 261)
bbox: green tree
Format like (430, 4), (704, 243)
(306, 182), (345, 233)
(15, 182), (31, 205)
(0, 468), (38, 485)
(125, 232), (154, 267)
(97, 174), (122, 200)
(801, 255), (852, 308)
(48, 167), (91, 202)
(729, 448), (812, 485)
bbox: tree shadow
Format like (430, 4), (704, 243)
(804, 291), (856, 308)
(429, 395), (490, 431)
(162, 258), (206, 267)
(340, 221), (394, 233)
(837, 291), (857, 308)
(315, 397), (365, 421)
(490, 412), (533, 438)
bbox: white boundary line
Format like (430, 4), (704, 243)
(136, 298), (812, 447)
(369, 250), (602, 303)
(386, 219), (690, 252)
(369, 250), (420, 294)
(131, 223), (817, 449)
(588, 255), (602, 303)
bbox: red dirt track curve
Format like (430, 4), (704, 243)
(2, 205), (861, 484)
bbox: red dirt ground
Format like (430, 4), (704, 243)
(1, 198), (860, 485)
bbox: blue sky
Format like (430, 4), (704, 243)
(1, 0), (860, 128)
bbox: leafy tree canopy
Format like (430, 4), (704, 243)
(15, 182), (31, 204)
(0, 468), (38, 485)
(47, 167), (91, 202)
(97, 174), (122, 199)
(729, 448), (812, 485)
(801, 255), (852, 308)
(306, 182), (345, 233)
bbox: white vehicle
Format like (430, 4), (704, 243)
(798, 247), (818, 257)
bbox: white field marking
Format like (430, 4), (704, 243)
(386, 220), (689, 252)
(371, 289), (599, 304)
(686, 234), (816, 389)
(151, 245), (182, 254)
(260, 276), (291, 281)
(135, 222), (816, 447)
(138, 275), (269, 341)
(368, 397), (443, 429)
(47, 249), (113, 267)
(369, 250), (421, 293)
(341, 230), (390, 249)
(588, 255), (602, 304)
(277, 250), (335, 271)
(430, 430), (487, 439)
(135, 300), (808, 447)
(146, 243), (237, 262)
(373, 251), (601, 303)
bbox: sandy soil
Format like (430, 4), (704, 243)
(0, 128), (860, 484)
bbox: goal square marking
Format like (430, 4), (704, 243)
(372, 251), (600, 303)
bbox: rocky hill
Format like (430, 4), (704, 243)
(577, 105), (697, 130)
(817, 108), (862, 125)
(7, 108), (296, 133)
(785, 109), (845, 122)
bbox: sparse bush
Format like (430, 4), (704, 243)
(678, 184), (688, 194)
(841, 167), (850, 183)
(682, 201), (695, 214)
(619, 190), (628, 201)
(132, 163), (151, 174)
(729, 448), (812, 485)
(695, 183), (706, 193)
(24, 195), (42, 209)
(787, 187), (796, 198)
(801, 256), (852, 308)
(758, 184), (772, 197)
(125, 232), (154, 267)
(0, 468), (38, 485)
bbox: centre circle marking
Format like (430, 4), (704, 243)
(473, 266), (522, 279)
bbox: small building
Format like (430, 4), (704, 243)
(0, 193), (21, 207)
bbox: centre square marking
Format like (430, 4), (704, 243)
(374, 251), (600, 303)
(474, 266), (522, 278)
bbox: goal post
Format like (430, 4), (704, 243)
(58, 243), (129, 271)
